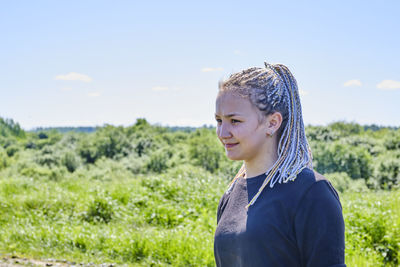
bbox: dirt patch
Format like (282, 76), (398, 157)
(0, 255), (115, 267)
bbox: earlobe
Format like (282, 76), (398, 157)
(266, 131), (274, 138)
(264, 119), (275, 138)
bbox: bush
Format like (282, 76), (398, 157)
(5, 144), (20, 157)
(120, 154), (148, 174)
(146, 148), (171, 173)
(78, 136), (98, 164)
(95, 125), (132, 160)
(18, 163), (67, 181)
(61, 151), (81, 172)
(0, 148), (8, 170)
(78, 126), (132, 163)
(84, 197), (114, 224)
(25, 141), (37, 149)
(384, 129), (400, 150)
(328, 121), (364, 136)
(134, 137), (153, 157)
(325, 172), (368, 193)
(38, 132), (48, 139)
(189, 128), (225, 173)
(341, 135), (383, 157)
(28, 130), (62, 149)
(371, 153), (400, 190)
(312, 141), (373, 179)
(35, 145), (61, 167)
(306, 125), (340, 142)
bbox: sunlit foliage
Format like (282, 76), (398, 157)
(0, 117), (399, 266)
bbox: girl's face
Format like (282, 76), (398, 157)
(215, 92), (270, 164)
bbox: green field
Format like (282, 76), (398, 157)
(0, 118), (399, 266)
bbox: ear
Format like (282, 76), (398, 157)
(266, 112), (283, 135)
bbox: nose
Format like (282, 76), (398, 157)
(217, 122), (232, 139)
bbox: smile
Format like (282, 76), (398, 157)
(225, 143), (239, 149)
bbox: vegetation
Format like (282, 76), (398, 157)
(0, 117), (399, 266)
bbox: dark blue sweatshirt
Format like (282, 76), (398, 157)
(214, 168), (346, 267)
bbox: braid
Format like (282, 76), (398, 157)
(220, 62), (313, 208)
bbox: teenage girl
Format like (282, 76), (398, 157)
(214, 63), (346, 267)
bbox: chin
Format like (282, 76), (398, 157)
(225, 152), (242, 161)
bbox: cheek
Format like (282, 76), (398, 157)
(233, 128), (247, 140)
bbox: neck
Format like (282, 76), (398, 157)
(243, 140), (279, 179)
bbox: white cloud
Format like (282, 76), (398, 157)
(87, 92), (100, 97)
(343, 79), (362, 87)
(201, 67), (224, 72)
(299, 89), (308, 96)
(377, 80), (400, 90)
(55, 72), (92, 82)
(234, 50), (240, 55)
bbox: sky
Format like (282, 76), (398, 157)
(1, 0), (399, 130)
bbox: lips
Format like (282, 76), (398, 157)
(225, 143), (239, 148)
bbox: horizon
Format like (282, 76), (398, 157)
(2, 115), (398, 132)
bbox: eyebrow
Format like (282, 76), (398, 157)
(215, 113), (242, 118)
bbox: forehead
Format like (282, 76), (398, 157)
(215, 93), (258, 116)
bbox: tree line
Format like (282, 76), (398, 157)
(0, 117), (399, 191)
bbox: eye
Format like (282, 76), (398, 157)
(231, 119), (241, 124)
(215, 118), (222, 124)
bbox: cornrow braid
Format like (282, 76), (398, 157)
(220, 62), (313, 208)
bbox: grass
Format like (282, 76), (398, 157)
(0, 164), (224, 266)
(0, 163), (399, 266)
(342, 190), (400, 266)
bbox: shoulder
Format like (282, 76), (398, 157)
(294, 167), (327, 182)
(294, 173), (346, 266)
(287, 167), (317, 191)
(313, 169), (328, 182)
(296, 169), (342, 212)
(284, 168), (341, 207)
(292, 168), (330, 190)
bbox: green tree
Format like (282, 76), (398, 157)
(312, 141), (373, 179)
(384, 129), (400, 150)
(78, 125), (132, 163)
(371, 152), (400, 190)
(0, 117), (26, 138)
(189, 128), (225, 173)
